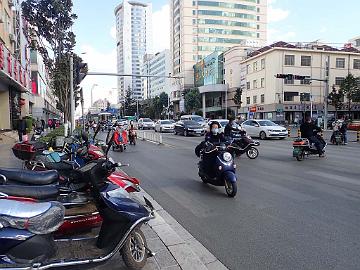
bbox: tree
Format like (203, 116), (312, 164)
(340, 74), (360, 118)
(185, 88), (201, 114)
(22, 0), (78, 121)
(232, 87), (243, 116)
(124, 87), (137, 116)
(327, 86), (344, 119)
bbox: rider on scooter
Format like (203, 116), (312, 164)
(195, 121), (227, 176)
(300, 115), (325, 157)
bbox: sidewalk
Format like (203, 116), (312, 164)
(0, 137), (228, 270)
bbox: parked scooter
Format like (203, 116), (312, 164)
(0, 159), (155, 269)
(227, 130), (260, 159)
(197, 142), (238, 197)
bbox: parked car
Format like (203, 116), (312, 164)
(348, 120), (360, 131)
(207, 119), (229, 133)
(138, 118), (155, 129)
(241, 119), (287, 140)
(174, 120), (205, 136)
(180, 115), (207, 128)
(155, 120), (175, 133)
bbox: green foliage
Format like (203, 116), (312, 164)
(339, 74), (360, 117)
(184, 88), (201, 114)
(124, 87), (137, 116)
(233, 88), (243, 106)
(139, 92), (169, 119)
(328, 86), (344, 118)
(39, 126), (65, 143)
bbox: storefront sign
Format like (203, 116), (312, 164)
(249, 106), (257, 112)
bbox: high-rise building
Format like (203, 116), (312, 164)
(115, 0), (152, 102)
(142, 50), (172, 99)
(170, 0), (267, 89)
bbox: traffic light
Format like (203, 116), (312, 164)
(75, 62), (88, 84)
(275, 74), (293, 80)
(294, 75), (306, 80)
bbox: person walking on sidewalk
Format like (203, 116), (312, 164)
(41, 119), (45, 131)
(17, 117), (26, 142)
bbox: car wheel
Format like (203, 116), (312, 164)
(155, 128), (157, 132)
(160, 128), (162, 133)
(260, 131), (267, 140)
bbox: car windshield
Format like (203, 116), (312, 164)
(192, 116), (204, 122)
(143, 118), (152, 122)
(161, 120), (172, 124)
(258, 120), (277, 126)
(219, 120), (229, 127)
(184, 120), (198, 125)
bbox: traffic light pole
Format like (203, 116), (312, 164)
(70, 54), (75, 134)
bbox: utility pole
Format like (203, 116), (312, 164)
(324, 55), (330, 130)
(70, 54), (75, 133)
(80, 88), (85, 131)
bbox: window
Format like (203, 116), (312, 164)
(261, 59), (265, 69)
(354, 59), (360, 69)
(253, 80), (257, 88)
(261, 78), (265, 88)
(284, 92), (298, 102)
(261, 94), (265, 103)
(253, 95), (257, 104)
(285, 55), (295, 66)
(246, 97), (250, 105)
(336, 58), (345, 68)
(253, 61), (258, 71)
(257, 25), (260, 30)
(300, 76), (311, 85)
(284, 77), (294, 84)
(301, 56), (311, 66)
(246, 64), (250, 74)
(246, 82), (250, 90)
(193, 10), (196, 15)
(335, 77), (345, 86)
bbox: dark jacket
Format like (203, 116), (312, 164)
(224, 123), (233, 137)
(300, 121), (321, 138)
(195, 132), (226, 157)
(17, 119), (26, 133)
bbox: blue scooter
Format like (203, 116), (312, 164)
(0, 139), (155, 269)
(197, 142), (238, 197)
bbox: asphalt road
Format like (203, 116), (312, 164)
(107, 131), (360, 270)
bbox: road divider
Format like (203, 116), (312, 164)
(137, 130), (163, 144)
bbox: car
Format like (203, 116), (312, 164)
(208, 119), (229, 133)
(155, 120), (175, 133)
(348, 120), (360, 131)
(180, 115), (207, 128)
(241, 119), (287, 140)
(174, 120), (205, 136)
(138, 118), (155, 130)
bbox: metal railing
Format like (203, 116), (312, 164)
(137, 131), (163, 144)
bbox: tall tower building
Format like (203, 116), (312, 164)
(170, 0), (267, 89)
(115, 0), (152, 102)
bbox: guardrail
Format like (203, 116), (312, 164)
(137, 131), (163, 144)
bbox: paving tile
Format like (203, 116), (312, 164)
(206, 260), (228, 270)
(152, 223), (184, 246)
(186, 238), (217, 265)
(168, 243), (208, 270)
(148, 237), (168, 253)
(154, 249), (178, 269)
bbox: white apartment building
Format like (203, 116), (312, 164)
(239, 41), (360, 123)
(142, 50), (172, 99)
(115, 0), (152, 102)
(349, 36), (360, 50)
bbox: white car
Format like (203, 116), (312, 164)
(241, 119), (287, 140)
(155, 120), (175, 133)
(138, 118), (155, 130)
(207, 119), (229, 133)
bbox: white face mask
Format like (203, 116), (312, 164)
(211, 128), (219, 135)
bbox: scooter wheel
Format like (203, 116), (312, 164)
(225, 180), (237, 197)
(121, 228), (148, 269)
(120, 145), (124, 152)
(296, 153), (304, 161)
(246, 147), (259, 159)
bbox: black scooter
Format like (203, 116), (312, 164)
(227, 130), (260, 159)
(197, 142), (238, 197)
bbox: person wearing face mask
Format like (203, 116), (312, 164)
(195, 121), (227, 176)
(300, 115), (325, 157)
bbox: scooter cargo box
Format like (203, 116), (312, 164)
(12, 142), (47, 161)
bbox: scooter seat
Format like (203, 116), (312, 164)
(0, 168), (59, 185)
(44, 161), (75, 171)
(0, 185), (59, 200)
(0, 200), (64, 234)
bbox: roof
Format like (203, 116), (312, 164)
(245, 41), (360, 60)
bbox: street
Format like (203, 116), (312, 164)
(108, 132), (360, 270)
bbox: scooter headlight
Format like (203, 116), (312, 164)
(223, 152), (232, 162)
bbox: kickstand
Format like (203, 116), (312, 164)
(145, 246), (156, 257)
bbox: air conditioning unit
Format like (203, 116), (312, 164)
(8, 0), (14, 7)
(9, 33), (15, 42)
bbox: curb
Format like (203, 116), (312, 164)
(133, 189), (228, 270)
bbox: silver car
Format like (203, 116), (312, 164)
(138, 118), (155, 130)
(155, 120), (175, 133)
(241, 119), (287, 140)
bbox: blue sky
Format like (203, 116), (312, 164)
(72, 0), (359, 112)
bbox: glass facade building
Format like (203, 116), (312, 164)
(115, 0), (152, 102)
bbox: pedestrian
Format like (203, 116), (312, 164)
(339, 115), (348, 145)
(41, 119), (45, 131)
(48, 118), (53, 130)
(17, 117), (26, 142)
(52, 119), (56, 129)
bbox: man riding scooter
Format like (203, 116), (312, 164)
(300, 115), (325, 157)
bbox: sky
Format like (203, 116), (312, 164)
(72, 0), (359, 115)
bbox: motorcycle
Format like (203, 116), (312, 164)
(129, 130), (137, 145)
(0, 159), (155, 269)
(227, 130), (260, 159)
(197, 142), (238, 197)
(108, 127), (128, 152)
(293, 136), (327, 161)
(331, 130), (344, 145)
